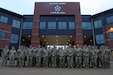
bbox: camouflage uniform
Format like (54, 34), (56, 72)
(9, 47), (16, 66)
(90, 47), (97, 68)
(67, 47), (74, 68)
(75, 48), (82, 68)
(59, 48), (66, 68)
(51, 48), (57, 67)
(27, 47), (33, 67)
(83, 47), (90, 67)
(42, 47), (49, 67)
(35, 47), (42, 67)
(102, 47), (110, 68)
(17, 47), (26, 67)
(2, 46), (9, 66)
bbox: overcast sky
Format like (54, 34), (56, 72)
(0, 0), (113, 15)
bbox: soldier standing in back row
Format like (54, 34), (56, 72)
(2, 46), (9, 66)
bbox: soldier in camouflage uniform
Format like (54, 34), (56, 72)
(35, 45), (42, 67)
(2, 46), (9, 66)
(104, 46), (111, 68)
(27, 45), (33, 67)
(83, 45), (90, 68)
(9, 46), (16, 66)
(67, 44), (74, 68)
(23, 47), (27, 67)
(75, 44), (83, 68)
(102, 46), (111, 68)
(59, 47), (66, 68)
(73, 45), (77, 67)
(51, 47), (57, 67)
(90, 46), (97, 68)
(17, 46), (26, 67)
(42, 47), (49, 67)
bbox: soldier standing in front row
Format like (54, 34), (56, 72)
(42, 47), (49, 67)
(75, 44), (82, 68)
(67, 44), (74, 68)
(51, 47), (57, 67)
(35, 45), (42, 67)
(9, 46), (16, 66)
(2, 46), (9, 66)
(83, 45), (90, 68)
(27, 45), (33, 67)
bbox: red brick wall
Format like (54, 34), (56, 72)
(31, 2), (83, 46)
(104, 23), (113, 48)
(0, 22), (11, 48)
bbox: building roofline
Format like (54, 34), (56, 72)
(91, 8), (113, 18)
(0, 8), (23, 18)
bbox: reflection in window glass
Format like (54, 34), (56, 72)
(23, 22), (33, 29)
(109, 32), (113, 39)
(0, 16), (8, 23)
(58, 22), (67, 29)
(69, 22), (75, 29)
(48, 22), (56, 29)
(0, 31), (6, 39)
(82, 22), (92, 29)
(40, 22), (46, 29)
(94, 20), (102, 29)
(107, 16), (113, 24)
(10, 34), (19, 43)
(96, 34), (104, 44)
(12, 19), (20, 28)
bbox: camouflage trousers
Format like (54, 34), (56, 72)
(27, 56), (32, 67)
(75, 56), (82, 67)
(2, 56), (9, 66)
(43, 57), (48, 67)
(90, 56), (97, 68)
(67, 56), (73, 68)
(9, 56), (15, 65)
(36, 56), (42, 67)
(102, 57), (110, 68)
(17, 57), (24, 67)
(83, 56), (89, 67)
(51, 56), (57, 67)
(59, 56), (65, 68)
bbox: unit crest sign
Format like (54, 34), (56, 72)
(50, 5), (65, 14)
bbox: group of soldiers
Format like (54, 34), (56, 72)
(1, 44), (111, 68)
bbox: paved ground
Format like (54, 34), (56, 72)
(0, 59), (113, 75)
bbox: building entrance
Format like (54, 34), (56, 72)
(40, 35), (75, 46)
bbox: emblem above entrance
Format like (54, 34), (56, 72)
(54, 5), (61, 11)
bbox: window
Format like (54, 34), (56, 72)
(0, 16), (8, 23)
(23, 22), (33, 29)
(40, 22), (46, 29)
(82, 22), (92, 29)
(94, 20), (102, 29)
(10, 34), (19, 43)
(96, 34), (104, 44)
(107, 16), (113, 24)
(12, 19), (20, 28)
(48, 22), (56, 29)
(69, 22), (75, 29)
(0, 31), (6, 39)
(109, 32), (113, 39)
(58, 22), (67, 29)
